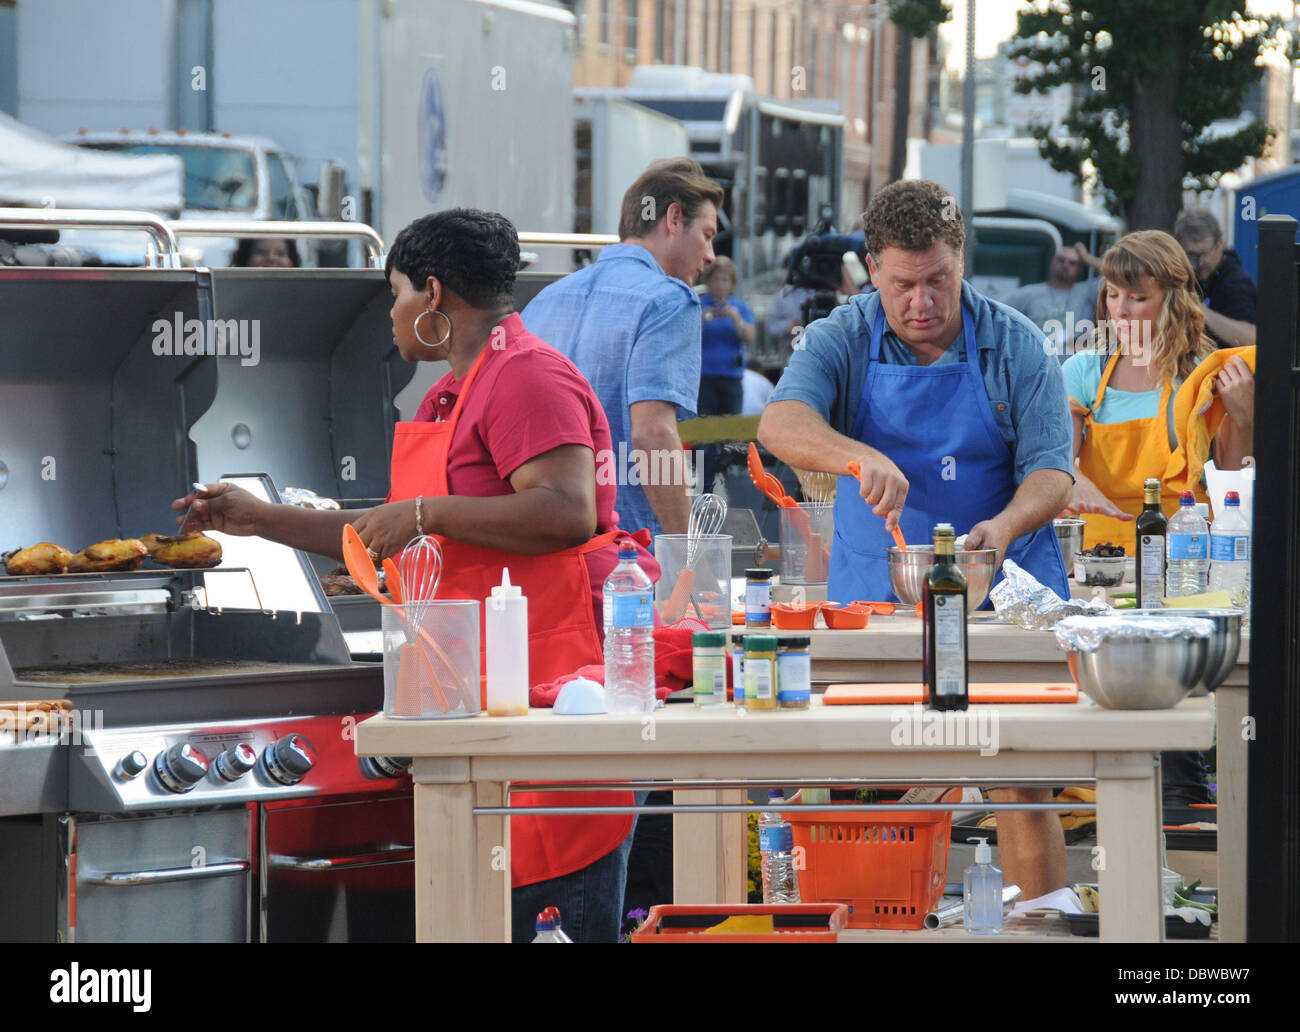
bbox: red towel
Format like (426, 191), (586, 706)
(529, 620), (708, 707)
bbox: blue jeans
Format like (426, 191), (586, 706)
(511, 814), (639, 943)
(697, 375), (744, 492)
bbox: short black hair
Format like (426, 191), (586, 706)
(385, 209), (520, 308)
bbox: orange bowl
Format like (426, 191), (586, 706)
(851, 600), (898, 616)
(771, 602), (821, 630)
(821, 603), (871, 630)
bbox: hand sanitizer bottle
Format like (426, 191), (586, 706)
(963, 836), (1002, 935)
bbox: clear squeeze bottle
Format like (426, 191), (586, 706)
(486, 567), (529, 716)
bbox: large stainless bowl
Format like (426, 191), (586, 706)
(887, 546), (998, 608)
(1053, 518), (1086, 570)
(1065, 625), (1211, 709)
(1125, 609), (1243, 694)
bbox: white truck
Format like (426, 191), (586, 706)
(65, 128), (317, 267)
(16, 0), (577, 270)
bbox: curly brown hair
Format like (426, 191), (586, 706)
(1092, 230), (1214, 384)
(862, 179), (965, 259)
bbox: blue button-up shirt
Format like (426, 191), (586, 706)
(769, 282), (1073, 484)
(522, 244), (702, 539)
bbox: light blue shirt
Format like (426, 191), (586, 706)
(769, 283), (1074, 485)
(522, 243), (701, 539)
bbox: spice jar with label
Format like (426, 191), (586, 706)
(691, 631), (729, 707)
(743, 635), (779, 710)
(777, 636), (811, 709)
(745, 568), (773, 628)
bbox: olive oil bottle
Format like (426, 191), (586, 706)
(923, 523), (969, 711)
(1135, 478), (1167, 609)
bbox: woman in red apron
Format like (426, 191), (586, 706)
(179, 210), (658, 943)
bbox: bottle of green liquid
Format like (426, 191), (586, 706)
(924, 523), (968, 711)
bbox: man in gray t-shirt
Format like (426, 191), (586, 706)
(1002, 247), (1100, 364)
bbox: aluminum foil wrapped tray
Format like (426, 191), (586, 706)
(1053, 615), (1216, 652)
(990, 559), (1111, 630)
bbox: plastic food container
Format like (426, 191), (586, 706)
(779, 503), (834, 585)
(382, 600), (480, 718)
(1075, 555), (1126, 587)
(653, 533), (733, 629)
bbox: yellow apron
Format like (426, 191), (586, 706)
(1076, 352), (1206, 550)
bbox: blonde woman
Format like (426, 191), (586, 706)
(1062, 230), (1254, 548)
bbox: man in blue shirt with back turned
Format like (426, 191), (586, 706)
(759, 178), (1074, 903)
(523, 158), (725, 539)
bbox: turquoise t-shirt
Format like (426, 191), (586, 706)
(1062, 351), (1186, 445)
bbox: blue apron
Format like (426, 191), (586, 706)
(828, 302), (1069, 606)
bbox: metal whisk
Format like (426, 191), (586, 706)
(687, 492), (728, 570)
(796, 469), (837, 506)
(682, 492), (728, 622)
(398, 535), (443, 640)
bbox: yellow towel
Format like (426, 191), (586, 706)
(703, 914), (775, 935)
(1166, 346), (1255, 495)
(1055, 786), (1097, 831)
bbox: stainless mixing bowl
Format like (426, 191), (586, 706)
(1065, 623), (1211, 709)
(1124, 609), (1243, 694)
(1053, 518), (1086, 570)
(887, 546), (998, 608)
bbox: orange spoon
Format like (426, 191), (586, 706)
(846, 462), (908, 551)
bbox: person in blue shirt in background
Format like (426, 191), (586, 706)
(698, 256), (755, 415)
(523, 158), (724, 539)
(697, 255), (755, 491)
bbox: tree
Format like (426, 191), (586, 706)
(1009, 1), (1298, 231)
(887, 1), (953, 183)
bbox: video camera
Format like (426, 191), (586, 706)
(784, 210), (867, 325)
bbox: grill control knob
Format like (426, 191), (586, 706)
(115, 750), (148, 781)
(214, 742), (258, 782)
(359, 756), (411, 779)
(261, 735), (316, 786)
(154, 743), (209, 793)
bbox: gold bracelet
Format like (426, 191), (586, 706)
(415, 495), (424, 537)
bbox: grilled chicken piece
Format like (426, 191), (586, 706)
(139, 533), (168, 557)
(318, 573), (362, 596)
(68, 538), (149, 572)
(3, 542), (75, 575)
(149, 533), (223, 569)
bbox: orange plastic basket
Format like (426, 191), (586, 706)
(629, 903), (849, 942)
(784, 802), (954, 929)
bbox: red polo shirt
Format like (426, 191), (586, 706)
(414, 313), (659, 628)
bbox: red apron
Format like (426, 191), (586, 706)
(388, 346), (636, 888)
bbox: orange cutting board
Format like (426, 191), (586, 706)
(823, 682), (1078, 704)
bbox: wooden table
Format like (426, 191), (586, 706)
(804, 613), (1249, 940)
(356, 695), (1214, 943)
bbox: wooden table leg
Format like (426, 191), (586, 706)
(1096, 751), (1164, 942)
(1215, 685), (1247, 942)
(673, 787), (729, 904)
(411, 757), (485, 942)
(476, 780), (510, 942)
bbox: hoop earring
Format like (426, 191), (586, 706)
(414, 308), (452, 348)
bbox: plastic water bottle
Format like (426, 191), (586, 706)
(603, 544), (656, 714)
(1208, 491), (1251, 609)
(758, 790), (801, 904)
(1166, 491), (1209, 597)
(531, 907), (573, 943)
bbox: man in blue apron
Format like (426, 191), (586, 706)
(758, 179), (1074, 900)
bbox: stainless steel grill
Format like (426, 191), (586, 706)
(0, 216), (417, 942)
